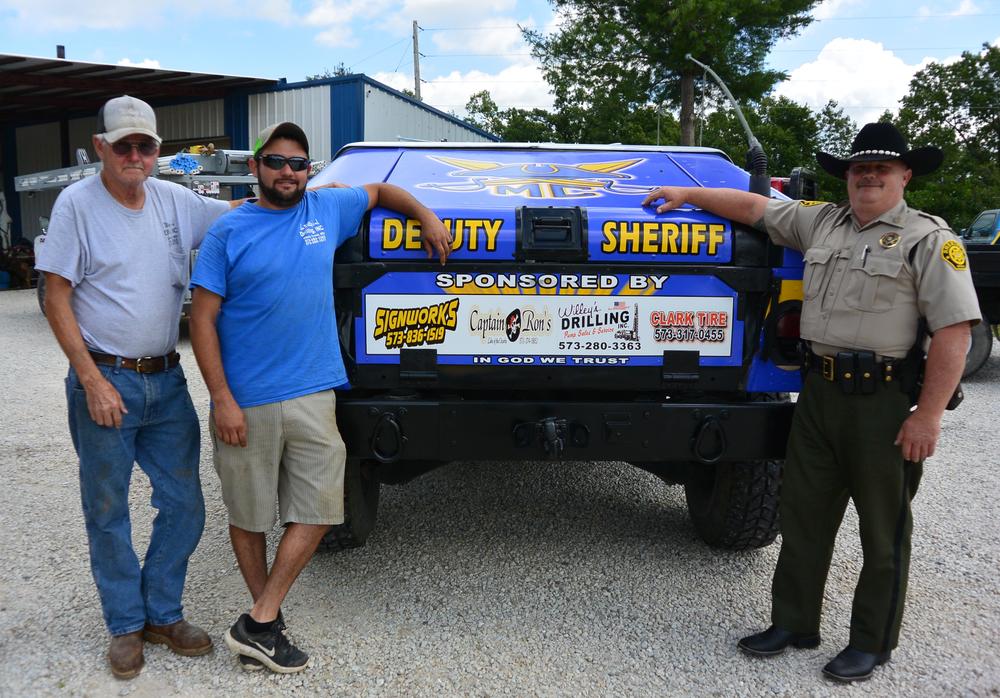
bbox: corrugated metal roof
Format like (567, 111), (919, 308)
(0, 53), (277, 125)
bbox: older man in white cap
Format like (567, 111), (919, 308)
(35, 95), (242, 679)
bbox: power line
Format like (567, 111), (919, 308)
(421, 13), (999, 31)
(348, 37), (410, 71)
(422, 46), (979, 59)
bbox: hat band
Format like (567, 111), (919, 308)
(851, 149), (902, 158)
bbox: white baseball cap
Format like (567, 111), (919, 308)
(97, 95), (162, 145)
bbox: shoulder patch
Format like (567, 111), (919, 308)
(798, 200), (828, 207)
(940, 239), (968, 270)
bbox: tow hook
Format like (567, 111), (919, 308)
(513, 418), (589, 459)
(690, 410), (729, 465)
(370, 411), (406, 463)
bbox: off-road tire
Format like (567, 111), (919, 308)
(683, 460), (782, 550)
(320, 458), (381, 551)
(964, 319), (993, 378)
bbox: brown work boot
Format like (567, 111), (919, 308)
(108, 630), (144, 679)
(143, 619), (213, 657)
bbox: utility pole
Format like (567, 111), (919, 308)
(412, 20), (422, 101)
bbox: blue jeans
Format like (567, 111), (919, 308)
(66, 362), (205, 636)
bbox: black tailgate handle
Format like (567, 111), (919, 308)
(516, 206), (587, 262)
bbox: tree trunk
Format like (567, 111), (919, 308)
(679, 71), (696, 146)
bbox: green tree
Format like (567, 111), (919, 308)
(464, 91), (506, 136)
(700, 96), (817, 175)
(464, 90), (678, 143)
(524, 0), (819, 145)
(895, 43), (1000, 228)
(812, 100), (857, 202)
(698, 97), (855, 200)
(306, 62), (351, 80)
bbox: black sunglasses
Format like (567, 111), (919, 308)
(257, 154), (311, 172)
(110, 140), (159, 157)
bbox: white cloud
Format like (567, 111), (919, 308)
(373, 61), (553, 114)
(949, 0), (980, 15)
(918, 0), (982, 17)
(242, 0), (295, 25)
(305, 0), (382, 27)
(117, 58), (161, 69)
(427, 16), (534, 62)
(774, 38), (935, 123)
(1, 0), (296, 31)
(813, 0), (863, 21)
(2, 0), (175, 30)
(366, 1), (555, 114)
(388, 0), (517, 32)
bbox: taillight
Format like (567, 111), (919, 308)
(768, 300), (802, 367)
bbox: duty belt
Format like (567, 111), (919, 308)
(89, 351), (180, 373)
(802, 348), (904, 395)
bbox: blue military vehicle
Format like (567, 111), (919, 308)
(311, 143), (805, 551)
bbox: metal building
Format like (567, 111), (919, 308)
(0, 54), (496, 246)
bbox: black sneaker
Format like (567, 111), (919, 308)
(225, 614), (308, 674)
(237, 613), (285, 672)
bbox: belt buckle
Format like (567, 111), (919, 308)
(821, 355), (835, 381)
(135, 356), (156, 373)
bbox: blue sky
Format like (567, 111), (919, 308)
(0, 0), (997, 127)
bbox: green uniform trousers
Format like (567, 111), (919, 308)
(771, 371), (923, 654)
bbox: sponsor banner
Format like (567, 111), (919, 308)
(360, 272), (740, 366)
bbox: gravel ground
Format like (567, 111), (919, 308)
(0, 286), (998, 697)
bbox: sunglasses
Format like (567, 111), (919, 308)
(257, 154), (311, 172)
(110, 140), (159, 157)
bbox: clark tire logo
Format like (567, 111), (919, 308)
(373, 298), (460, 350)
(650, 310), (729, 343)
(470, 306), (553, 345)
(416, 156), (655, 199)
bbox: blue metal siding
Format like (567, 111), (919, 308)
(330, 79), (365, 156)
(224, 93), (250, 151)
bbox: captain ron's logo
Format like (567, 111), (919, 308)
(506, 309), (521, 342)
(372, 298), (460, 350)
(416, 156), (654, 199)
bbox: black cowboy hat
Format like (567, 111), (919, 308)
(815, 122), (943, 179)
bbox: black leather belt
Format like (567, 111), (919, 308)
(803, 349), (900, 387)
(89, 351), (180, 373)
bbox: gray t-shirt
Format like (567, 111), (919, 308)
(36, 175), (231, 357)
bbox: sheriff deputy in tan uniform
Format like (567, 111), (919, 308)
(642, 122), (980, 684)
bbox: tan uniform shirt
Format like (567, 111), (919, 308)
(764, 198), (980, 358)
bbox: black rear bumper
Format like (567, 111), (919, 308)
(335, 396), (794, 464)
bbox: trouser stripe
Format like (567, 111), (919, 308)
(881, 460), (913, 653)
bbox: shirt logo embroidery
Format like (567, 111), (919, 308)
(299, 219), (327, 246)
(940, 239), (967, 270)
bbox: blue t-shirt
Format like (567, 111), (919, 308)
(191, 187), (369, 407)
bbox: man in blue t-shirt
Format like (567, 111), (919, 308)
(189, 122), (450, 674)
